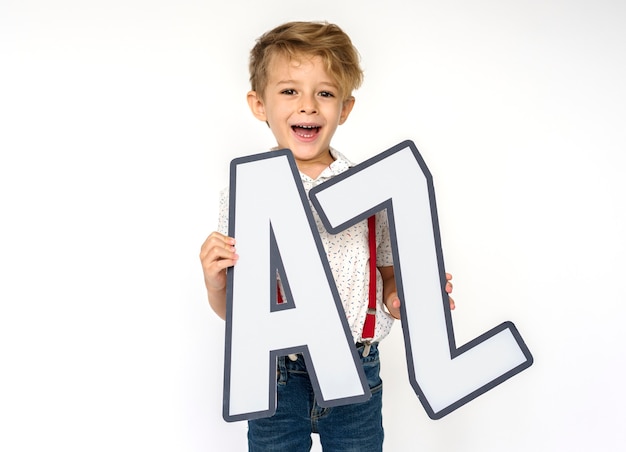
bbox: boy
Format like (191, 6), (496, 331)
(200, 21), (454, 451)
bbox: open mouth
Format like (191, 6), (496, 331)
(291, 124), (321, 138)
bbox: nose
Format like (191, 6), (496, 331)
(299, 94), (318, 114)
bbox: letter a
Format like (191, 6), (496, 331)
(223, 150), (370, 422)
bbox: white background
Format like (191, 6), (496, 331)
(1, 1), (625, 451)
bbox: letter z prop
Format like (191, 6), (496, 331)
(309, 140), (534, 419)
(223, 150), (371, 422)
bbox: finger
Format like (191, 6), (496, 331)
(388, 307), (401, 320)
(387, 295), (401, 319)
(449, 296), (455, 310)
(203, 246), (239, 268)
(200, 233), (237, 260)
(200, 244), (239, 280)
(200, 232), (235, 252)
(212, 257), (239, 273)
(202, 254), (239, 291)
(200, 245), (237, 268)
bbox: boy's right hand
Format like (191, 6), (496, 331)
(199, 232), (239, 294)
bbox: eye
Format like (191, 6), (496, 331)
(280, 89), (296, 95)
(318, 91), (335, 98)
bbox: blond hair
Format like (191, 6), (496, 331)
(249, 21), (363, 100)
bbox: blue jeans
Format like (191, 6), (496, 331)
(248, 343), (384, 452)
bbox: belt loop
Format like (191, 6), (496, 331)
(277, 355), (288, 383)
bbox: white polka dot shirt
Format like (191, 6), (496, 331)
(217, 148), (395, 343)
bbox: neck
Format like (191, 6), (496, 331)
(297, 150), (334, 179)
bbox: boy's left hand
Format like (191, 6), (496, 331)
(384, 272), (455, 319)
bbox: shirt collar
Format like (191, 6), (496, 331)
(302, 147), (353, 183)
(269, 146), (353, 183)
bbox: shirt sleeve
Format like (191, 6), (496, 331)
(217, 187), (229, 235)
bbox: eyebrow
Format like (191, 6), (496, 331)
(274, 80), (339, 89)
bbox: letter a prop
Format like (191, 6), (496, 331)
(309, 140), (534, 419)
(223, 150), (370, 422)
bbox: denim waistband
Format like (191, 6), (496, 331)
(278, 342), (379, 372)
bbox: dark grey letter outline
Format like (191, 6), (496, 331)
(223, 149), (371, 422)
(309, 140), (534, 419)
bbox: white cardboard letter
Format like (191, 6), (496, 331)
(309, 140), (533, 419)
(223, 150), (370, 422)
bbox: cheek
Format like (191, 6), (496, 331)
(333, 104), (348, 123)
(267, 105), (288, 122)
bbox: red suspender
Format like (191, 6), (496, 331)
(277, 216), (377, 344)
(361, 215), (377, 341)
(277, 280), (283, 304)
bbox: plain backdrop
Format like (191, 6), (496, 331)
(1, 1), (625, 451)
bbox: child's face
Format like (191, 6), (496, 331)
(248, 53), (355, 178)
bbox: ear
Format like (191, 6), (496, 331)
(339, 96), (356, 125)
(247, 91), (267, 122)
